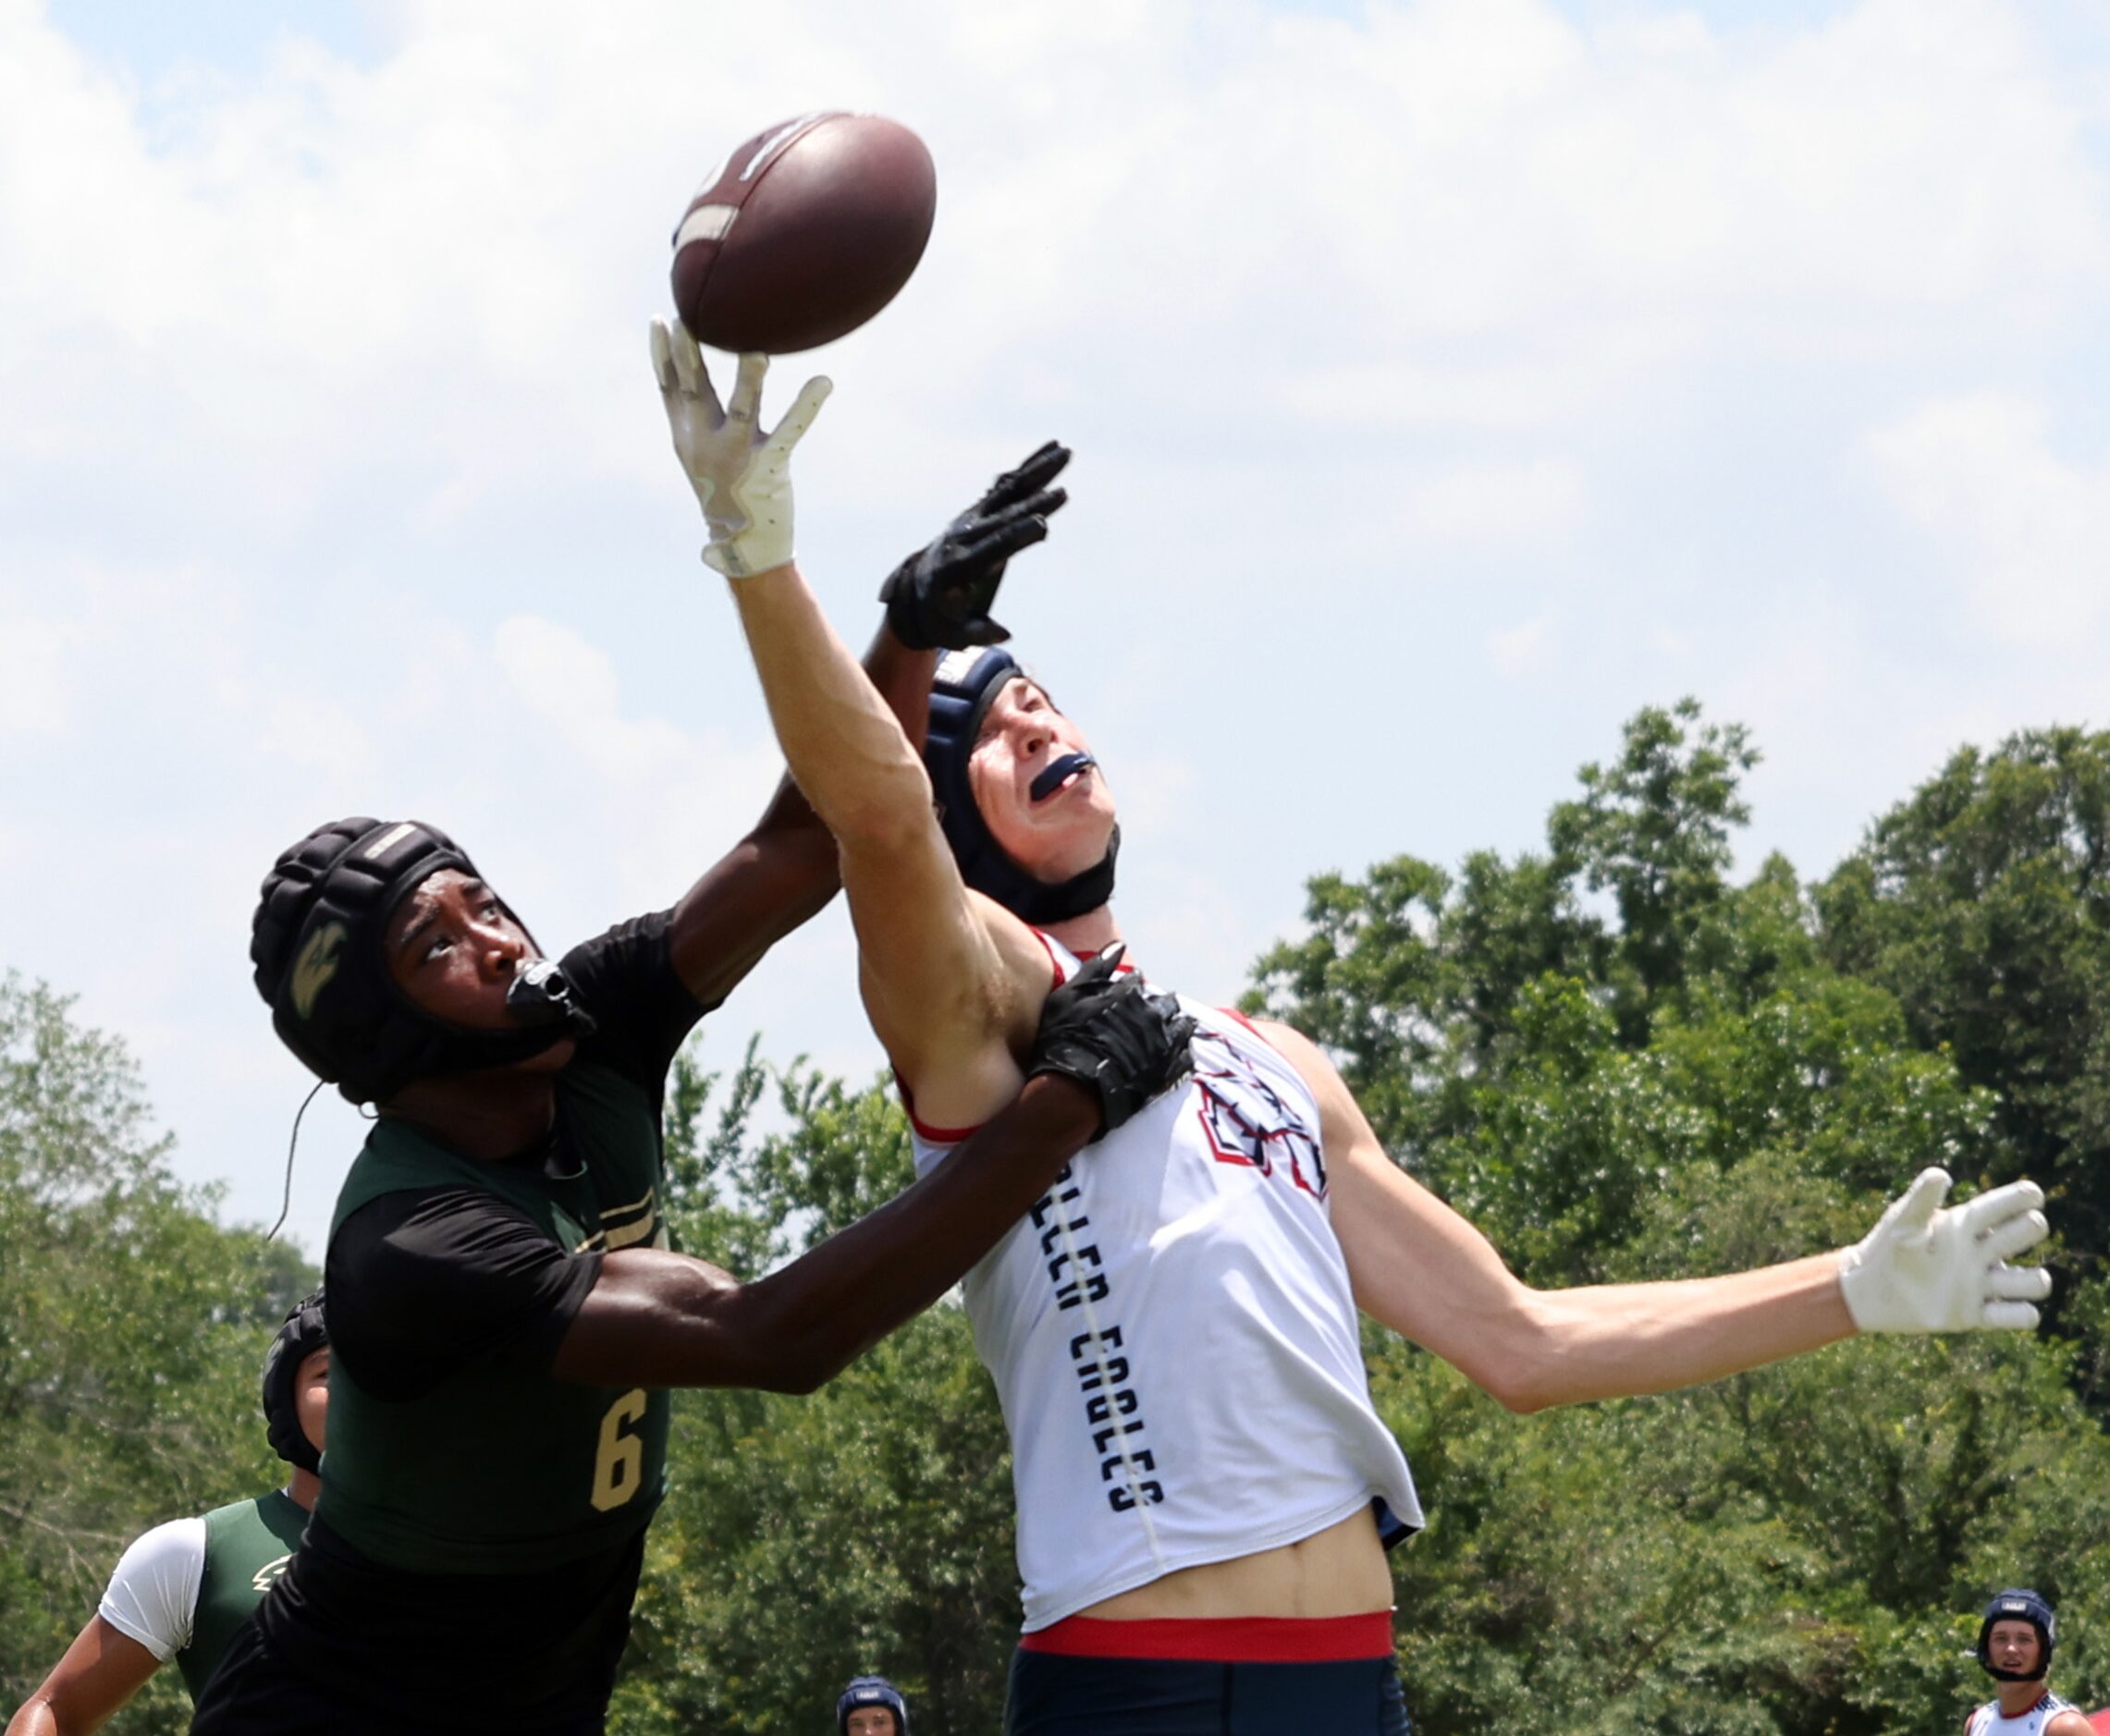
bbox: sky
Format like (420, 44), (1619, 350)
(4, 0), (2108, 1254)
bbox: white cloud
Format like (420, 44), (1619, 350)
(5, 0), (2110, 1236)
(1864, 393), (2110, 648)
(1489, 612), (1557, 672)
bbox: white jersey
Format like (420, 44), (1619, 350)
(909, 935), (1423, 1631)
(1969, 1693), (2077, 1736)
(97, 1517), (206, 1660)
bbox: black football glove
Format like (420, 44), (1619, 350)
(1026, 945), (1196, 1140)
(878, 440), (1071, 649)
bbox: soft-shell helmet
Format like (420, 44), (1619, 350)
(259, 1288), (328, 1473)
(1978, 1588), (2057, 1681)
(837, 1676), (910, 1734)
(251, 818), (590, 1104)
(923, 647), (1116, 925)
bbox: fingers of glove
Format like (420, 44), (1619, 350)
(767, 373), (833, 454)
(649, 318), (680, 396)
(1981, 1301), (2043, 1331)
(964, 515), (1049, 569)
(986, 441), (1072, 509)
(1988, 1261), (2054, 1302)
(1158, 1009), (1199, 1084)
(1981, 1207), (2051, 1264)
(986, 487), (1067, 532)
(1038, 947), (1122, 1022)
(669, 322), (713, 405)
(727, 351), (769, 425)
(1887, 1167), (1953, 1238)
(963, 616), (1012, 647)
(1958, 1177), (2046, 1238)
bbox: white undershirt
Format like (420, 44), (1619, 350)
(96, 1518), (206, 1660)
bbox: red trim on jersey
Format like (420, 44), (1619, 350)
(1030, 928), (1069, 988)
(1220, 1007), (1279, 1049)
(892, 1069), (982, 1145)
(1017, 1612), (1392, 1663)
(1027, 929), (1140, 982)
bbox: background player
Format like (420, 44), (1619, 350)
(6, 1292), (328, 1734)
(652, 335), (2056, 1735)
(838, 1674), (912, 1735)
(1969, 1590), (2091, 1736)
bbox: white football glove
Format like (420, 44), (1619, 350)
(649, 319), (831, 579)
(1837, 1168), (2052, 1333)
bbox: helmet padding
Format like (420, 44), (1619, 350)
(923, 648), (1116, 925)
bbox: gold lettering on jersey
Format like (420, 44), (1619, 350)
(290, 923), (348, 1019)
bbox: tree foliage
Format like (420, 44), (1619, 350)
(0, 975), (315, 1735)
(7, 705), (2110, 1734)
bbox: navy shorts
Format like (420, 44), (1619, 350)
(1003, 1616), (1412, 1736)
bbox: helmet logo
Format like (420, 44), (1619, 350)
(291, 922), (348, 1019)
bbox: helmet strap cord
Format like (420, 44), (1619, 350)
(267, 1080), (327, 1243)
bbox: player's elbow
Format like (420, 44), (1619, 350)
(824, 757), (937, 854)
(1483, 1367), (1558, 1415)
(1454, 1295), (1564, 1414)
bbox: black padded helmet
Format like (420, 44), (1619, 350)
(251, 817), (589, 1104)
(1978, 1588), (2057, 1681)
(923, 647), (1116, 926)
(259, 1288), (328, 1473)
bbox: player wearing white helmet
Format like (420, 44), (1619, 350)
(651, 335), (2057, 1736)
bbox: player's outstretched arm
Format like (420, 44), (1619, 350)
(644, 320), (948, 1011)
(649, 323), (1060, 1094)
(662, 617), (935, 1014)
(551, 953), (1193, 1392)
(6, 1617), (160, 1736)
(1260, 1020), (2051, 1414)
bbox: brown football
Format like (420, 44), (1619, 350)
(669, 112), (937, 355)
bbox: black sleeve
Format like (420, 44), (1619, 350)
(558, 910), (707, 1096)
(326, 1189), (604, 1401)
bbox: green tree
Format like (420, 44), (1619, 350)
(1816, 727), (2110, 1265)
(0, 975), (316, 1734)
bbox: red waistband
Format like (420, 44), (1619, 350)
(1018, 1612), (1393, 1663)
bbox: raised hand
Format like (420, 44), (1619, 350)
(649, 318), (831, 578)
(1837, 1167), (2053, 1332)
(879, 440), (1070, 648)
(1026, 944), (1196, 1139)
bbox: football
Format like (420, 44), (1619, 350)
(670, 112), (937, 354)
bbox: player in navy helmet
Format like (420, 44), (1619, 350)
(1967, 1590), (2089, 1736)
(654, 339), (2057, 1736)
(191, 426), (1193, 1736)
(7, 1293), (328, 1732)
(838, 1674), (911, 1735)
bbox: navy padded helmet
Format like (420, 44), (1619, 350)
(1978, 1588), (2057, 1681)
(837, 1675), (909, 1734)
(923, 647), (1116, 925)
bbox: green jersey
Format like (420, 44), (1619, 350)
(317, 1056), (674, 1572)
(175, 1490), (308, 1699)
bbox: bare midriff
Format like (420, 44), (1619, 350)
(1073, 1507), (1392, 1621)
